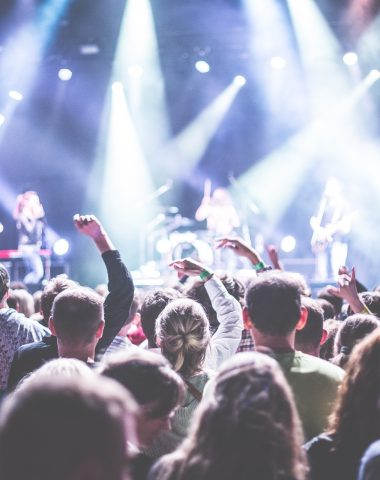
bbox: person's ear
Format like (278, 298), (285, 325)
(295, 306), (308, 331)
(243, 306), (253, 330)
(95, 320), (105, 339)
(320, 328), (328, 345)
(48, 316), (57, 336)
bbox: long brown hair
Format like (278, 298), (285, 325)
(153, 352), (308, 480)
(329, 328), (380, 467)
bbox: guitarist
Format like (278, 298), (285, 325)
(310, 179), (352, 281)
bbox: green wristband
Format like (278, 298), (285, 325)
(199, 269), (213, 281)
(253, 261), (266, 271)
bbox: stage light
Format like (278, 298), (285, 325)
(127, 64), (144, 78)
(234, 75), (246, 87)
(79, 44), (100, 56)
(195, 60), (210, 73)
(112, 81), (124, 93)
(270, 56), (286, 70)
(343, 52), (358, 66)
(53, 238), (70, 256)
(156, 237), (172, 254)
(0, 223), (4, 234)
(0, 115), (5, 127)
(58, 68), (73, 81)
(281, 235), (296, 253)
(369, 69), (380, 81)
(8, 91), (23, 101)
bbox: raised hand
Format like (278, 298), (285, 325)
(169, 258), (212, 279)
(328, 266), (365, 313)
(215, 237), (262, 265)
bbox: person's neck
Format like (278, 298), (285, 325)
(252, 328), (296, 353)
(57, 340), (96, 362)
(0, 301), (8, 309)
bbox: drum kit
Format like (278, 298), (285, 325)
(143, 206), (214, 270)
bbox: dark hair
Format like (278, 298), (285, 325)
(41, 275), (78, 324)
(0, 375), (137, 480)
(319, 319), (340, 361)
(0, 265), (10, 301)
(245, 271), (303, 336)
(329, 329), (380, 474)
(153, 352), (307, 480)
(295, 297), (324, 351)
(317, 287), (343, 317)
(331, 314), (380, 369)
(185, 274), (245, 334)
(347, 292), (380, 318)
(316, 298), (336, 320)
(140, 288), (183, 348)
(100, 350), (184, 418)
(52, 287), (104, 346)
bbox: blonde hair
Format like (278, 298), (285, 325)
(156, 298), (210, 378)
(153, 352), (307, 480)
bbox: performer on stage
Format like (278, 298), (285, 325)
(13, 191), (46, 286)
(195, 180), (240, 269)
(310, 178), (352, 281)
(195, 179), (240, 236)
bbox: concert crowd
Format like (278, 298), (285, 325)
(0, 211), (380, 480)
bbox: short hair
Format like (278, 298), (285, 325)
(331, 314), (380, 369)
(185, 274), (245, 333)
(140, 288), (182, 347)
(8, 289), (34, 317)
(0, 264), (10, 301)
(317, 287), (343, 317)
(51, 287), (104, 346)
(0, 375), (138, 480)
(245, 271), (303, 336)
(156, 298), (210, 378)
(41, 274), (78, 324)
(316, 298), (336, 320)
(295, 297), (324, 351)
(100, 350), (184, 418)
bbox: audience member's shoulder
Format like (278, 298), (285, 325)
(296, 351), (344, 379)
(0, 307), (48, 332)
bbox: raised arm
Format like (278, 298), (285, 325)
(170, 258), (243, 369)
(328, 266), (372, 314)
(73, 214), (134, 355)
(215, 237), (271, 273)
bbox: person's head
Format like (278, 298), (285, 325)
(41, 274), (79, 326)
(100, 350), (184, 447)
(185, 274), (245, 334)
(19, 358), (95, 389)
(244, 271), (306, 337)
(319, 318), (340, 361)
(156, 298), (210, 378)
(348, 292), (380, 319)
(0, 375), (138, 480)
(329, 329), (380, 470)
(0, 264), (10, 305)
(317, 287), (343, 318)
(140, 288), (183, 348)
(316, 298), (336, 320)
(50, 287), (104, 353)
(155, 352), (307, 480)
(295, 297), (326, 356)
(7, 288), (34, 317)
(331, 314), (380, 369)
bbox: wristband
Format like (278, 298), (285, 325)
(253, 261), (266, 271)
(199, 269), (213, 281)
